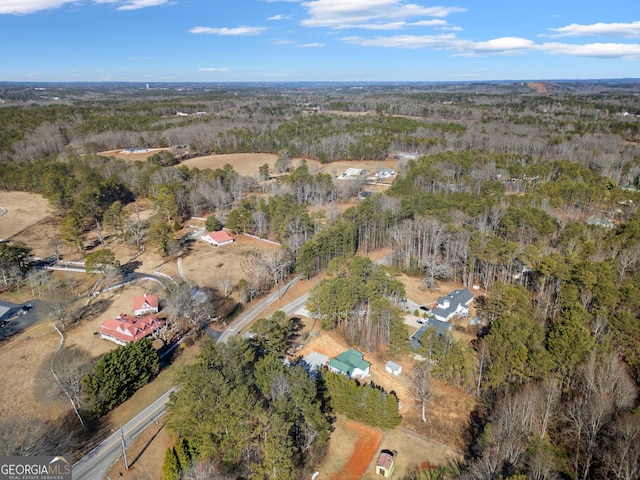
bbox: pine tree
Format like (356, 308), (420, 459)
(161, 447), (180, 480)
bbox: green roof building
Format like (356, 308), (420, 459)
(328, 349), (371, 379)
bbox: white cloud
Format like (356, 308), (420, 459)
(548, 21), (640, 38)
(299, 42), (325, 47)
(325, 18), (451, 30)
(341, 33), (456, 49)
(342, 31), (640, 60)
(189, 25), (268, 36)
(538, 42), (640, 58)
(462, 36), (535, 54)
(268, 14), (293, 20)
(342, 34), (534, 55)
(273, 39), (296, 45)
(0, 0), (170, 14)
(0, 0), (74, 14)
(301, 0), (465, 29)
(93, 0), (168, 10)
(199, 67), (231, 71)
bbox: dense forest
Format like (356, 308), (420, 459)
(1, 81), (640, 479)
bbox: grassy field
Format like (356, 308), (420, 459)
(0, 191), (55, 242)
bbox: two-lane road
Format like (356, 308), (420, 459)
(72, 277), (299, 480)
(72, 257), (390, 479)
(72, 388), (177, 480)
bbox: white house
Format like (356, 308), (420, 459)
(133, 293), (159, 317)
(338, 168), (368, 179)
(431, 289), (473, 322)
(328, 349), (371, 379)
(201, 230), (234, 246)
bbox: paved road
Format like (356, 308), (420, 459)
(72, 388), (177, 480)
(72, 277), (299, 480)
(218, 277), (299, 343)
(72, 256), (389, 479)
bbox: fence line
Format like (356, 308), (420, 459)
(234, 231), (281, 246)
(44, 266), (86, 273)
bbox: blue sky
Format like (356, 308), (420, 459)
(1, 0), (639, 82)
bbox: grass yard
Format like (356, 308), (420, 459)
(180, 228), (280, 300)
(315, 416), (384, 480)
(0, 191), (55, 242)
(362, 428), (463, 479)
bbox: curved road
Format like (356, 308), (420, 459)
(72, 256), (389, 479)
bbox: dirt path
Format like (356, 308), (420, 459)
(327, 420), (383, 480)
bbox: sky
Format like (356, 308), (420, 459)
(1, 0), (639, 83)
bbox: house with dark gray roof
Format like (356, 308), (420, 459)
(0, 301), (23, 322)
(410, 319), (452, 350)
(431, 288), (473, 322)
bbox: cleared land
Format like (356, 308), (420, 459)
(362, 428), (462, 479)
(180, 225), (280, 298)
(0, 191), (55, 241)
(180, 152), (283, 176)
(97, 148), (172, 162)
(323, 418), (384, 480)
(0, 278), (162, 423)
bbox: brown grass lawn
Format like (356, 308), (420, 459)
(180, 152), (283, 176)
(104, 413), (173, 480)
(0, 191), (55, 242)
(179, 152), (400, 181)
(362, 428), (463, 480)
(316, 416), (384, 480)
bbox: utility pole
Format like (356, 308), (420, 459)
(120, 427), (129, 470)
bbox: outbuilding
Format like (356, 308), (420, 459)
(385, 360), (403, 377)
(376, 450), (396, 478)
(201, 230), (234, 246)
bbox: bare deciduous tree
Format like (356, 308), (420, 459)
(599, 413), (640, 480)
(410, 361), (432, 422)
(49, 346), (93, 427)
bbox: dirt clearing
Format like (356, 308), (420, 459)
(97, 148), (171, 162)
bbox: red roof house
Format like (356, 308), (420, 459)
(133, 293), (159, 317)
(100, 313), (166, 346)
(200, 230), (234, 246)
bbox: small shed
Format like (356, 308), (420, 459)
(385, 360), (402, 377)
(376, 450), (396, 478)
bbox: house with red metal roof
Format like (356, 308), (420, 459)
(133, 293), (159, 317)
(100, 313), (166, 346)
(200, 230), (234, 246)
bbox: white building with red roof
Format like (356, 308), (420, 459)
(201, 230), (234, 246)
(100, 313), (166, 346)
(133, 293), (159, 317)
